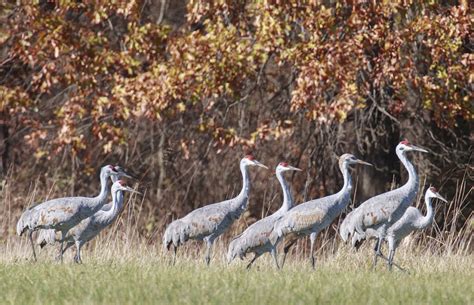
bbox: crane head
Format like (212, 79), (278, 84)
(112, 180), (142, 195)
(114, 165), (136, 179)
(241, 155), (268, 169)
(397, 139), (428, 153)
(102, 164), (119, 177)
(276, 162), (302, 172)
(339, 154), (372, 167)
(426, 186), (448, 203)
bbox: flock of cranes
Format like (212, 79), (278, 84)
(17, 140), (448, 271)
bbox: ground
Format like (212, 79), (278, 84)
(0, 242), (472, 305)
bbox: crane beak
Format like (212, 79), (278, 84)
(356, 159), (372, 166)
(410, 145), (429, 153)
(435, 193), (448, 203)
(113, 166), (137, 179)
(123, 186), (142, 195)
(254, 160), (268, 169)
(121, 173), (138, 180)
(287, 165), (302, 171)
(120, 171), (137, 179)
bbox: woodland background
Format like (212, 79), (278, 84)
(0, 1), (472, 251)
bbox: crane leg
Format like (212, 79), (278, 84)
(387, 247), (396, 271)
(204, 238), (214, 266)
(246, 253), (261, 270)
(74, 241), (82, 264)
(172, 244), (178, 266)
(62, 242), (74, 255)
(309, 233), (317, 270)
(378, 254), (406, 272)
(281, 236), (298, 269)
(28, 230), (37, 262)
(57, 231), (67, 263)
(354, 238), (363, 251)
(58, 242), (64, 263)
(271, 247), (280, 270)
(373, 238), (380, 252)
(372, 238), (382, 270)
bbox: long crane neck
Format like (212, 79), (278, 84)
(238, 163), (251, 199)
(275, 170), (293, 214)
(397, 150), (419, 192)
(330, 160), (353, 212)
(93, 171), (111, 206)
(337, 161), (352, 198)
(416, 194), (434, 229)
(231, 162), (251, 211)
(109, 189), (124, 219)
(110, 176), (123, 210)
(95, 188), (125, 223)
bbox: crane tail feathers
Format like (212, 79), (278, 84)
(16, 211), (30, 236)
(226, 237), (243, 264)
(163, 220), (190, 252)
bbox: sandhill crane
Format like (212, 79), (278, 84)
(269, 154), (372, 269)
(16, 165), (132, 261)
(39, 180), (140, 263)
(384, 186), (447, 270)
(227, 162), (301, 269)
(163, 155), (267, 265)
(340, 209), (399, 268)
(36, 167), (128, 249)
(341, 187), (446, 271)
(351, 139), (428, 269)
(37, 178), (139, 263)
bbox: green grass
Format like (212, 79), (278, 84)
(0, 243), (472, 305)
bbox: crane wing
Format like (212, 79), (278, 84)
(33, 198), (90, 229)
(280, 206), (327, 234)
(387, 207), (422, 239)
(237, 217), (276, 251)
(182, 204), (231, 239)
(289, 208), (327, 232)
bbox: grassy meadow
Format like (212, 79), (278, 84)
(0, 239), (472, 305)
(0, 176), (472, 305)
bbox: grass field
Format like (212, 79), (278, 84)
(0, 241), (472, 305)
(1, 178), (471, 304)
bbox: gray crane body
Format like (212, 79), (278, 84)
(162, 156), (267, 265)
(17, 166), (116, 235)
(36, 166), (132, 248)
(346, 140), (428, 269)
(36, 178), (138, 263)
(227, 163), (301, 269)
(343, 187), (447, 271)
(386, 207), (423, 248)
(269, 154), (372, 269)
(351, 142), (428, 245)
(16, 165), (131, 261)
(66, 180), (138, 263)
(37, 176), (124, 249)
(385, 187), (447, 265)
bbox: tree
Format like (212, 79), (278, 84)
(0, 1), (471, 237)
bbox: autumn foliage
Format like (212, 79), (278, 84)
(0, 1), (472, 238)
